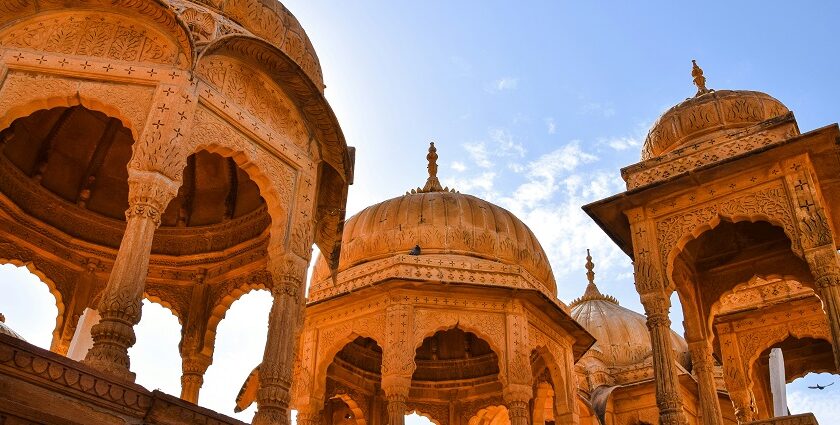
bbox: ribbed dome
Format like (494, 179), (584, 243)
(570, 252), (687, 368)
(641, 61), (790, 160)
(0, 314), (25, 341)
(311, 143), (556, 295)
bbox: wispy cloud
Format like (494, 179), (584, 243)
(463, 141), (493, 168)
(545, 117), (557, 134)
(602, 136), (640, 151)
(489, 128), (526, 158)
(487, 77), (519, 92)
(450, 161), (467, 172)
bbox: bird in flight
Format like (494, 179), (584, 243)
(808, 382), (834, 390)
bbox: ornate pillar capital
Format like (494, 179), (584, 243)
(804, 245), (840, 368)
(503, 383), (532, 425)
(126, 168), (180, 223)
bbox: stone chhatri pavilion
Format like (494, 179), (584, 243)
(0, 0), (353, 423)
(236, 143), (595, 425)
(0, 1), (834, 425)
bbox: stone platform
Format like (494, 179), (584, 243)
(0, 333), (245, 424)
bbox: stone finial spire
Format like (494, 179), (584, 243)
(692, 59), (710, 97)
(583, 249), (601, 298)
(422, 142), (443, 192)
(408, 142), (458, 194)
(570, 249), (619, 307)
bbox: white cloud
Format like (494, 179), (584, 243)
(603, 136), (641, 151)
(450, 161), (467, 172)
(489, 128), (526, 158)
(545, 117), (557, 134)
(488, 77), (519, 92)
(443, 171), (496, 195)
(463, 141), (493, 168)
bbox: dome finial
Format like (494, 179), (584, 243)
(692, 59), (710, 96)
(0, 313), (4, 322)
(570, 249), (619, 307)
(409, 142), (457, 194)
(583, 249), (602, 298)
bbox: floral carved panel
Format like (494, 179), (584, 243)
(0, 12), (185, 66)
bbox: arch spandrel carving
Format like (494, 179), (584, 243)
(412, 308), (508, 383)
(187, 104), (298, 248)
(656, 182), (803, 276)
(307, 312), (386, 402)
(0, 2), (194, 67)
(196, 54), (311, 155)
(0, 71), (155, 140)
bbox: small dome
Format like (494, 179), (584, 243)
(0, 313), (26, 341)
(570, 252), (687, 368)
(311, 143), (556, 295)
(641, 61), (789, 160)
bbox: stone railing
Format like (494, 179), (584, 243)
(744, 413), (819, 425)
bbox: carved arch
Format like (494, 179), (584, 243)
(0, 257), (65, 346)
(204, 272), (271, 358)
(407, 409), (441, 425)
(0, 0), (194, 68)
(659, 185), (803, 283)
(0, 79), (154, 141)
(467, 405), (508, 425)
(142, 292), (184, 326)
(742, 323), (831, 379)
(198, 35), (351, 269)
(412, 309), (508, 382)
(188, 107), (297, 251)
(310, 313), (386, 403)
(530, 342), (574, 422)
(334, 393), (367, 425)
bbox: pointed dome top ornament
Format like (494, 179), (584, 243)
(691, 59), (711, 97)
(408, 142), (458, 194)
(570, 249), (619, 307)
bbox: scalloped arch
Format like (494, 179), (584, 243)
(0, 259), (64, 348)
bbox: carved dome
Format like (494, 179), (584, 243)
(570, 252), (688, 369)
(0, 314), (25, 341)
(311, 143), (556, 296)
(173, 0), (324, 88)
(641, 62), (789, 160)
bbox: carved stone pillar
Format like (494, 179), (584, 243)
(381, 300), (415, 425)
(688, 340), (724, 425)
(180, 268), (211, 403)
(805, 246), (840, 370)
(640, 293), (688, 425)
(504, 384), (532, 425)
(716, 326), (755, 423)
(384, 392), (408, 425)
(82, 170), (178, 380)
(180, 353), (211, 404)
(252, 255), (308, 425)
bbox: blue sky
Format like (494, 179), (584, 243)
(2, 1), (840, 422)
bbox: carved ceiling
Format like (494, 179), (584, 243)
(0, 106), (270, 254)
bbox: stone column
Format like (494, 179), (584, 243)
(384, 391), (408, 425)
(381, 300), (415, 425)
(252, 255), (308, 425)
(716, 325), (756, 423)
(82, 170), (178, 380)
(180, 353), (211, 404)
(504, 384), (532, 425)
(641, 292), (689, 425)
(805, 246), (840, 369)
(688, 340), (724, 425)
